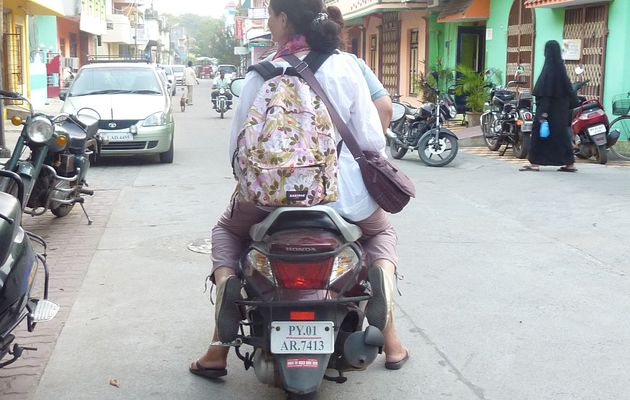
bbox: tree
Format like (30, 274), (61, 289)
(166, 14), (239, 65)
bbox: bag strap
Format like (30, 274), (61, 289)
(283, 53), (364, 160)
(248, 51), (334, 81)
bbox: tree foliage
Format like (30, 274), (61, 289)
(165, 14), (240, 65)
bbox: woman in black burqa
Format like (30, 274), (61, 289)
(520, 40), (578, 172)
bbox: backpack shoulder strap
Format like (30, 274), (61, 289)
(302, 51), (334, 74)
(248, 61), (282, 81)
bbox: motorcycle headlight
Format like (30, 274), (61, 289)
(142, 112), (168, 127)
(26, 115), (54, 143)
(329, 246), (360, 284)
(245, 249), (275, 284)
(219, 88), (226, 94)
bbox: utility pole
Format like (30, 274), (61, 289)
(0, 0), (10, 158)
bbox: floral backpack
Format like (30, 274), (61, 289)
(232, 53), (339, 207)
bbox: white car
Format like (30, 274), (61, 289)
(171, 64), (185, 85)
(60, 62), (175, 163)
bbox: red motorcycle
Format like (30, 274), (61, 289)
(571, 78), (620, 164)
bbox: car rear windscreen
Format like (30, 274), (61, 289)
(69, 67), (163, 96)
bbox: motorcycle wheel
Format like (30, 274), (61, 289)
(596, 144), (608, 164)
(220, 110), (224, 119)
(418, 130), (459, 167)
(512, 130), (530, 159)
(51, 204), (74, 217)
(389, 138), (408, 159)
(482, 114), (501, 151)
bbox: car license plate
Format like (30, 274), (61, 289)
(588, 124), (606, 136)
(270, 321), (334, 354)
(521, 121), (533, 132)
(103, 132), (133, 141)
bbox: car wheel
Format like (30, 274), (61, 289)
(159, 138), (174, 164)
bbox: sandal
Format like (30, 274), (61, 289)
(519, 165), (540, 172)
(385, 350), (410, 370)
(557, 166), (578, 172)
(189, 361), (227, 380)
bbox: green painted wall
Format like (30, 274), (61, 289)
(603, 0), (630, 115)
(531, 8), (564, 80)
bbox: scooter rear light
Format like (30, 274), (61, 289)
(290, 311), (315, 321)
(246, 249), (275, 284)
(579, 109), (605, 120)
(330, 247), (360, 284)
(271, 258), (334, 289)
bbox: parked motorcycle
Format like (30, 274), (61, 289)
(226, 206), (385, 399)
(387, 72), (459, 167)
(481, 67), (534, 158)
(212, 88), (232, 119)
(0, 90), (99, 223)
(570, 66), (620, 164)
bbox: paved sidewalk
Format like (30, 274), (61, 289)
(0, 98), (116, 399)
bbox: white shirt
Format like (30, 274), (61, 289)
(229, 52), (386, 221)
(184, 67), (198, 85)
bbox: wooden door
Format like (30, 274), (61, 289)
(381, 12), (400, 96)
(506, 0), (535, 88)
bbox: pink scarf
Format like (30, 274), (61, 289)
(273, 35), (310, 60)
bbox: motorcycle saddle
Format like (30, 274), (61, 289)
(0, 192), (22, 266)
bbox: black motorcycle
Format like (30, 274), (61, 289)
(481, 69), (534, 158)
(0, 170), (59, 367)
(0, 90), (99, 223)
(388, 73), (459, 167)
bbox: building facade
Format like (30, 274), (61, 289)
(485, 0), (630, 117)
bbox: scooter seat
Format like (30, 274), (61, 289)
(0, 191), (22, 266)
(572, 101), (600, 119)
(266, 211), (342, 236)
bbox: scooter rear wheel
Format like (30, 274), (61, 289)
(596, 144), (608, 164)
(286, 392), (318, 400)
(389, 138), (408, 159)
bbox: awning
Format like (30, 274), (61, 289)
(4, 0), (64, 16)
(437, 0), (489, 23)
(525, 0), (611, 7)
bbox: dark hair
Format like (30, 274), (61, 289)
(187, 61), (193, 67)
(270, 0), (340, 53)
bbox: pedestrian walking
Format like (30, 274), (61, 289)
(184, 61), (199, 105)
(520, 40), (578, 172)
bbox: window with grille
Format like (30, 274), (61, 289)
(370, 34), (377, 73)
(409, 29), (419, 95)
(2, 26), (23, 93)
(70, 33), (78, 57)
(381, 13), (400, 96)
(60, 37), (66, 56)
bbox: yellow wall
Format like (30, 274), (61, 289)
(364, 14), (381, 78)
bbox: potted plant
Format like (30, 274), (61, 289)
(455, 65), (491, 127)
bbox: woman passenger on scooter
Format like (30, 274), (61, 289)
(190, 0), (409, 379)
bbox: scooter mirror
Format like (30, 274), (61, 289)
(575, 65), (585, 75)
(431, 71), (440, 82)
(230, 78), (246, 98)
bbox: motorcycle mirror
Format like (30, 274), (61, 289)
(575, 64), (585, 75)
(431, 71), (439, 82)
(484, 69), (493, 78)
(230, 78), (246, 98)
(515, 65), (524, 79)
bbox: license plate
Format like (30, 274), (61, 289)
(521, 121), (533, 132)
(588, 124), (606, 136)
(270, 321), (334, 354)
(104, 132), (133, 141)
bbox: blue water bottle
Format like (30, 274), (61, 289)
(540, 120), (550, 138)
